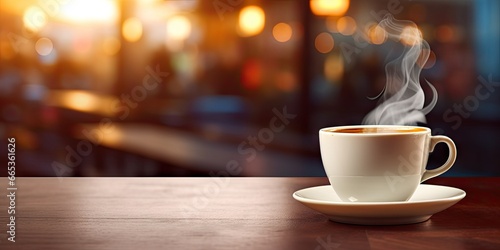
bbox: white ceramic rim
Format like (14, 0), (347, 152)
(320, 125), (431, 136)
(292, 184), (466, 206)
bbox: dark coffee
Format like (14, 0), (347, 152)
(329, 127), (426, 134)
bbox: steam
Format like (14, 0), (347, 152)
(362, 15), (437, 125)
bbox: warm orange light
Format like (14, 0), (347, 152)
(138, 0), (163, 5)
(45, 90), (117, 117)
(55, 91), (101, 114)
(368, 24), (387, 45)
(324, 54), (344, 82)
(400, 26), (422, 46)
(315, 32), (334, 54)
(35, 37), (53, 56)
(23, 6), (47, 32)
(310, 0), (349, 16)
(238, 6), (265, 37)
(275, 71), (297, 92)
(337, 16), (356, 36)
(65, 92), (100, 113)
(0, 38), (15, 60)
(166, 15), (192, 40)
(56, 0), (118, 24)
(122, 17), (143, 42)
(273, 23), (293, 42)
(102, 37), (121, 56)
(73, 36), (92, 55)
(98, 125), (123, 145)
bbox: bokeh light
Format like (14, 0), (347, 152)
(400, 26), (422, 46)
(23, 6), (47, 32)
(310, 0), (350, 16)
(337, 16), (356, 36)
(122, 17), (143, 42)
(275, 71), (297, 92)
(368, 24), (387, 45)
(167, 15), (192, 40)
(315, 32), (334, 54)
(46, 91), (116, 117)
(242, 59), (262, 90)
(238, 6), (265, 37)
(61, 91), (100, 113)
(273, 23), (293, 42)
(324, 54), (344, 82)
(56, 0), (118, 24)
(35, 37), (54, 56)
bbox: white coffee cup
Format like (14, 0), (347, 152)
(319, 125), (456, 202)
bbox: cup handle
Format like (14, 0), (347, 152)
(421, 135), (457, 182)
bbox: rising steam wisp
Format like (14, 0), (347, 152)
(362, 15), (437, 126)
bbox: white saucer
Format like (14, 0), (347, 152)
(293, 184), (465, 225)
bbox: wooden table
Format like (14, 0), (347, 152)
(1, 177), (499, 249)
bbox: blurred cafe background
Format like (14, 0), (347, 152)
(0, 0), (499, 177)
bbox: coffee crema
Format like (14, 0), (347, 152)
(328, 127), (426, 134)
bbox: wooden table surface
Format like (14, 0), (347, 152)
(1, 177), (499, 250)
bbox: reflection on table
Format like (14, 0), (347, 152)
(74, 123), (324, 177)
